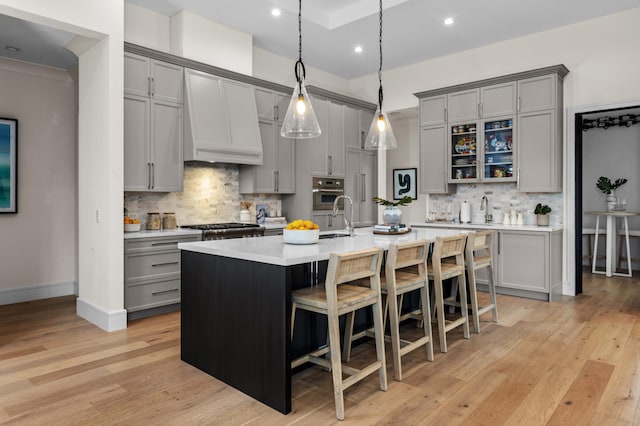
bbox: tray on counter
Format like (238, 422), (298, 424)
(373, 226), (412, 235)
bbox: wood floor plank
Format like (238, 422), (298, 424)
(547, 359), (615, 425)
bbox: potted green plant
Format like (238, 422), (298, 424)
(373, 196), (413, 225)
(596, 176), (627, 211)
(534, 203), (551, 226)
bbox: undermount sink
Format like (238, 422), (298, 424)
(318, 233), (350, 239)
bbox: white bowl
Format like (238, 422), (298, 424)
(124, 223), (141, 232)
(283, 229), (319, 245)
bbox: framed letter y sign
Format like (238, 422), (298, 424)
(393, 168), (416, 200)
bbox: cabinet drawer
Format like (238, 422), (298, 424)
(126, 251), (181, 280)
(125, 235), (199, 253)
(126, 278), (181, 312)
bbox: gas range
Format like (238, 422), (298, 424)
(182, 223), (264, 240)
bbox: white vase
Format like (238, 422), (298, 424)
(383, 206), (402, 225)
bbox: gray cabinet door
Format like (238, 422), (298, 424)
(447, 89), (479, 122)
(252, 120), (277, 193)
(345, 149), (361, 224)
(276, 132), (295, 193)
(124, 94), (151, 191)
(311, 212), (346, 232)
(151, 100), (183, 192)
(481, 82), (516, 117)
(255, 87), (277, 121)
(310, 98), (329, 175)
(419, 125), (449, 194)
(419, 95), (447, 126)
(517, 74), (556, 113)
(498, 231), (548, 293)
(151, 61), (183, 104)
(327, 101), (345, 176)
(345, 105), (361, 149)
(222, 79), (263, 156)
(360, 150), (377, 226)
(360, 108), (374, 148)
(124, 53), (150, 97)
(517, 109), (560, 192)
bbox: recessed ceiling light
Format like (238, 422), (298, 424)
(271, 8), (281, 17)
(5, 45), (20, 52)
(444, 17), (454, 26)
(354, 46), (363, 53)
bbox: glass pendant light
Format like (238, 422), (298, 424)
(365, 0), (397, 150)
(280, 0), (321, 139)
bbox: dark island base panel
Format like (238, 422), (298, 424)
(181, 251), (334, 414)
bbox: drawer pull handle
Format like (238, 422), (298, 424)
(152, 288), (179, 296)
(151, 261), (179, 267)
(151, 242), (177, 246)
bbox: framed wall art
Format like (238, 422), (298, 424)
(392, 168), (417, 200)
(0, 118), (17, 213)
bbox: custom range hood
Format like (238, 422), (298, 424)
(184, 68), (263, 164)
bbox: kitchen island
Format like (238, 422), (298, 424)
(178, 227), (461, 414)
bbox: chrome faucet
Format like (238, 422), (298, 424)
(480, 196), (493, 223)
(333, 195), (355, 236)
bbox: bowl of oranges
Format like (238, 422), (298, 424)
(124, 216), (141, 232)
(283, 219), (320, 244)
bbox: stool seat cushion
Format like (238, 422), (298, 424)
(293, 284), (378, 311)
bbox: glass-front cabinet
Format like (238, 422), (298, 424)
(449, 116), (516, 183)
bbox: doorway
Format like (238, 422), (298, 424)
(572, 104), (640, 295)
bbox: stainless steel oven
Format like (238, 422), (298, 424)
(312, 177), (344, 211)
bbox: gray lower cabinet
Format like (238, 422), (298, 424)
(124, 234), (200, 318)
(497, 229), (562, 301)
(312, 212), (346, 232)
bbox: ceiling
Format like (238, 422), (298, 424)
(0, 1), (639, 77)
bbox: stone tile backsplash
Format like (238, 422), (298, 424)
(124, 162), (281, 227)
(428, 183), (563, 226)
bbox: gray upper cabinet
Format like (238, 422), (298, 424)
(345, 105), (361, 149)
(419, 95), (447, 126)
(124, 53), (184, 192)
(447, 89), (480, 122)
(240, 88), (295, 194)
(415, 64), (567, 193)
(480, 82), (516, 117)
(124, 52), (183, 104)
(517, 74), (556, 113)
(183, 69), (263, 165)
(346, 148), (377, 227)
(419, 125), (449, 194)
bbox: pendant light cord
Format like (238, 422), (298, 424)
(294, 0), (305, 91)
(377, 0), (384, 109)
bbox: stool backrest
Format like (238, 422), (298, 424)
(385, 239), (429, 279)
(326, 247), (383, 289)
(465, 230), (493, 261)
(431, 234), (467, 277)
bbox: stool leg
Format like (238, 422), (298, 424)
(593, 217), (600, 274)
(457, 273), (471, 339)
(341, 312), (355, 363)
(419, 284), (434, 362)
(371, 296), (388, 392)
(387, 287), (403, 381)
(432, 278), (447, 353)
(291, 302), (297, 340)
(327, 310), (345, 420)
(624, 217), (632, 277)
(487, 264), (498, 322)
(468, 266), (480, 334)
(448, 280), (458, 314)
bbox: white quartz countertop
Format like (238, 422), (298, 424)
(178, 227), (464, 266)
(124, 228), (202, 239)
(410, 222), (563, 232)
(261, 223), (287, 229)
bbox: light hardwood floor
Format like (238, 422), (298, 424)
(1, 271), (640, 425)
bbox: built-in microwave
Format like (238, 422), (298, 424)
(312, 177), (344, 211)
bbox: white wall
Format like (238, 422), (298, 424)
(171, 11), (252, 75)
(0, 59), (76, 302)
(124, 2), (170, 52)
(0, 0), (125, 331)
(349, 8), (640, 113)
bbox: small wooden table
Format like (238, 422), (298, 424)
(585, 211), (639, 277)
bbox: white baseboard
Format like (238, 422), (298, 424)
(0, 281), (78, 306)
(76, 297), (127, 332)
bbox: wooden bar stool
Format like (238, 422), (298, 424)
(342, 240), (434, 381)
(447, 230), (498, 333)
(290, 247), (387, 421)
(429, 233), (470, 353)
